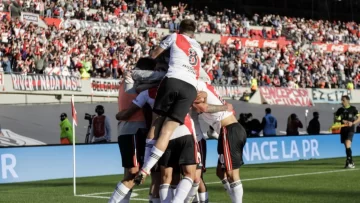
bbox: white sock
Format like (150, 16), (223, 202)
(172, 177), (194, 203)
(108, 182), (130, 203)
(230, 180), (243, 203)
(171, 185), (177, 199)
(184, 182), (199, 202)
(144, 139), (156, 163)
(159, 184), (172, 203)
(222, 178), (233, 201)
(199, 192), (209, 203)
(152, 198), (160, 203)
(122, 189), (132, 203)
(148, 194), (153, 203)
(193, 193), (200, 202)
(143, 147), (164, 173)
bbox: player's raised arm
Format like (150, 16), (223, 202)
(150, 34), (176, 59)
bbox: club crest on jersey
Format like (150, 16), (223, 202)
(189, 48), (198, 66)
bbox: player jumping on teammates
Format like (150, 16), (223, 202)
(335, 95), (360, 169)
(135, 19), (204, 185)
(194, 80), (247, 203)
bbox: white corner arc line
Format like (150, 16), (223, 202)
(80, 188), (149, 196)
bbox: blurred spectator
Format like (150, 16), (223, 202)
(90, 105), (111, 143)
(286, 113), (303, 136)
(59, 113), (73, 144)
(307, 112), (320, 135)
(246, 113), (261, 137)
(261, 108), (277, 137)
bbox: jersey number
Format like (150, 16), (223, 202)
(189, 48), (199, 66)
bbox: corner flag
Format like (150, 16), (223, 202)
(71, 95), (78, 126)
(71, 95), (77, 196)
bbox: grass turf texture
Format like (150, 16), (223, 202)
(1, 157), (359, 203)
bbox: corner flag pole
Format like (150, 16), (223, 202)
(71, 95), (78, 196)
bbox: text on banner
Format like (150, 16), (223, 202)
(90, 78), (120, 95)
(312, 89), (351, 103)
(260, 87), (312, 106)
(11, 74), (81, 91)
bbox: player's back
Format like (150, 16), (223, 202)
(162, 33), (203, 87)
(197, 81), (233, 134)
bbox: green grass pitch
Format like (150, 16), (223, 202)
(1, 157), (359, 203)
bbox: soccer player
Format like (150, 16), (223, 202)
(158, 113), (199, 203)
(335, 95), (360, 169)
(194, 81), (247, 203)
(109, 59), (157, 203)
(135, 19), (204, 183)
(188, 109), (209, 203)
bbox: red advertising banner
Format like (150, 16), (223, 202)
(312, 42), (360, 53)
(259, 87), (312, 106)
(220, 36), (292, 49)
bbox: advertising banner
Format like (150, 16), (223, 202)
(11, 74), (82, 91)
(20, 12), (48, 29)
(220, 36), (292, 49)
(312, 42), (360, 53)
(214, 86), (250, 98)
(90, 78), (120, 96)
(0, 134), (359, 183)
(61, 19), (128, 32)
(312, 89), (351, 104)
(259, 87), (312, 106)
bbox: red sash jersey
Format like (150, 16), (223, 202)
(159, 33), (203, 88)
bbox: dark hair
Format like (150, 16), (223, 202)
(313, 112), (319, 117)
(342, 95), (350, 101)
(179, 19), (196, 35)
(265, 108), (271, 114)
(290, 113), (297, 120)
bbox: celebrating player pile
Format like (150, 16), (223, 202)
(109, 19), (247, 203)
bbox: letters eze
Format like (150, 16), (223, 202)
(243, 139), (320, 162)
(11, 74), (81, 91)
(260, 87), (311, 106)
(312, 89), (351, 103)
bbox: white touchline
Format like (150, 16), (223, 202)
(206, 168), (359, 184)
(77, 168), (359, 201)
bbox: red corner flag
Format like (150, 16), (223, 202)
(71, 95), (78, 126)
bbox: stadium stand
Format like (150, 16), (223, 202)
(0, 0), (360, 89)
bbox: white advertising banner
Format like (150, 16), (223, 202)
(311, 89), (352, 104)
(90, 78), (120, 96)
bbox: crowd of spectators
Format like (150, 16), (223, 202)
(1, 0), (360, 89)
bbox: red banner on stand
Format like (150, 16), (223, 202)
(259, 87), (312, 106)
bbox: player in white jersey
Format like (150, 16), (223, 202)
(158, 113), (199, 203)
(189, 109), (210, 203)
(135, 19), (205, 185)
(193, 81), (247, 203)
